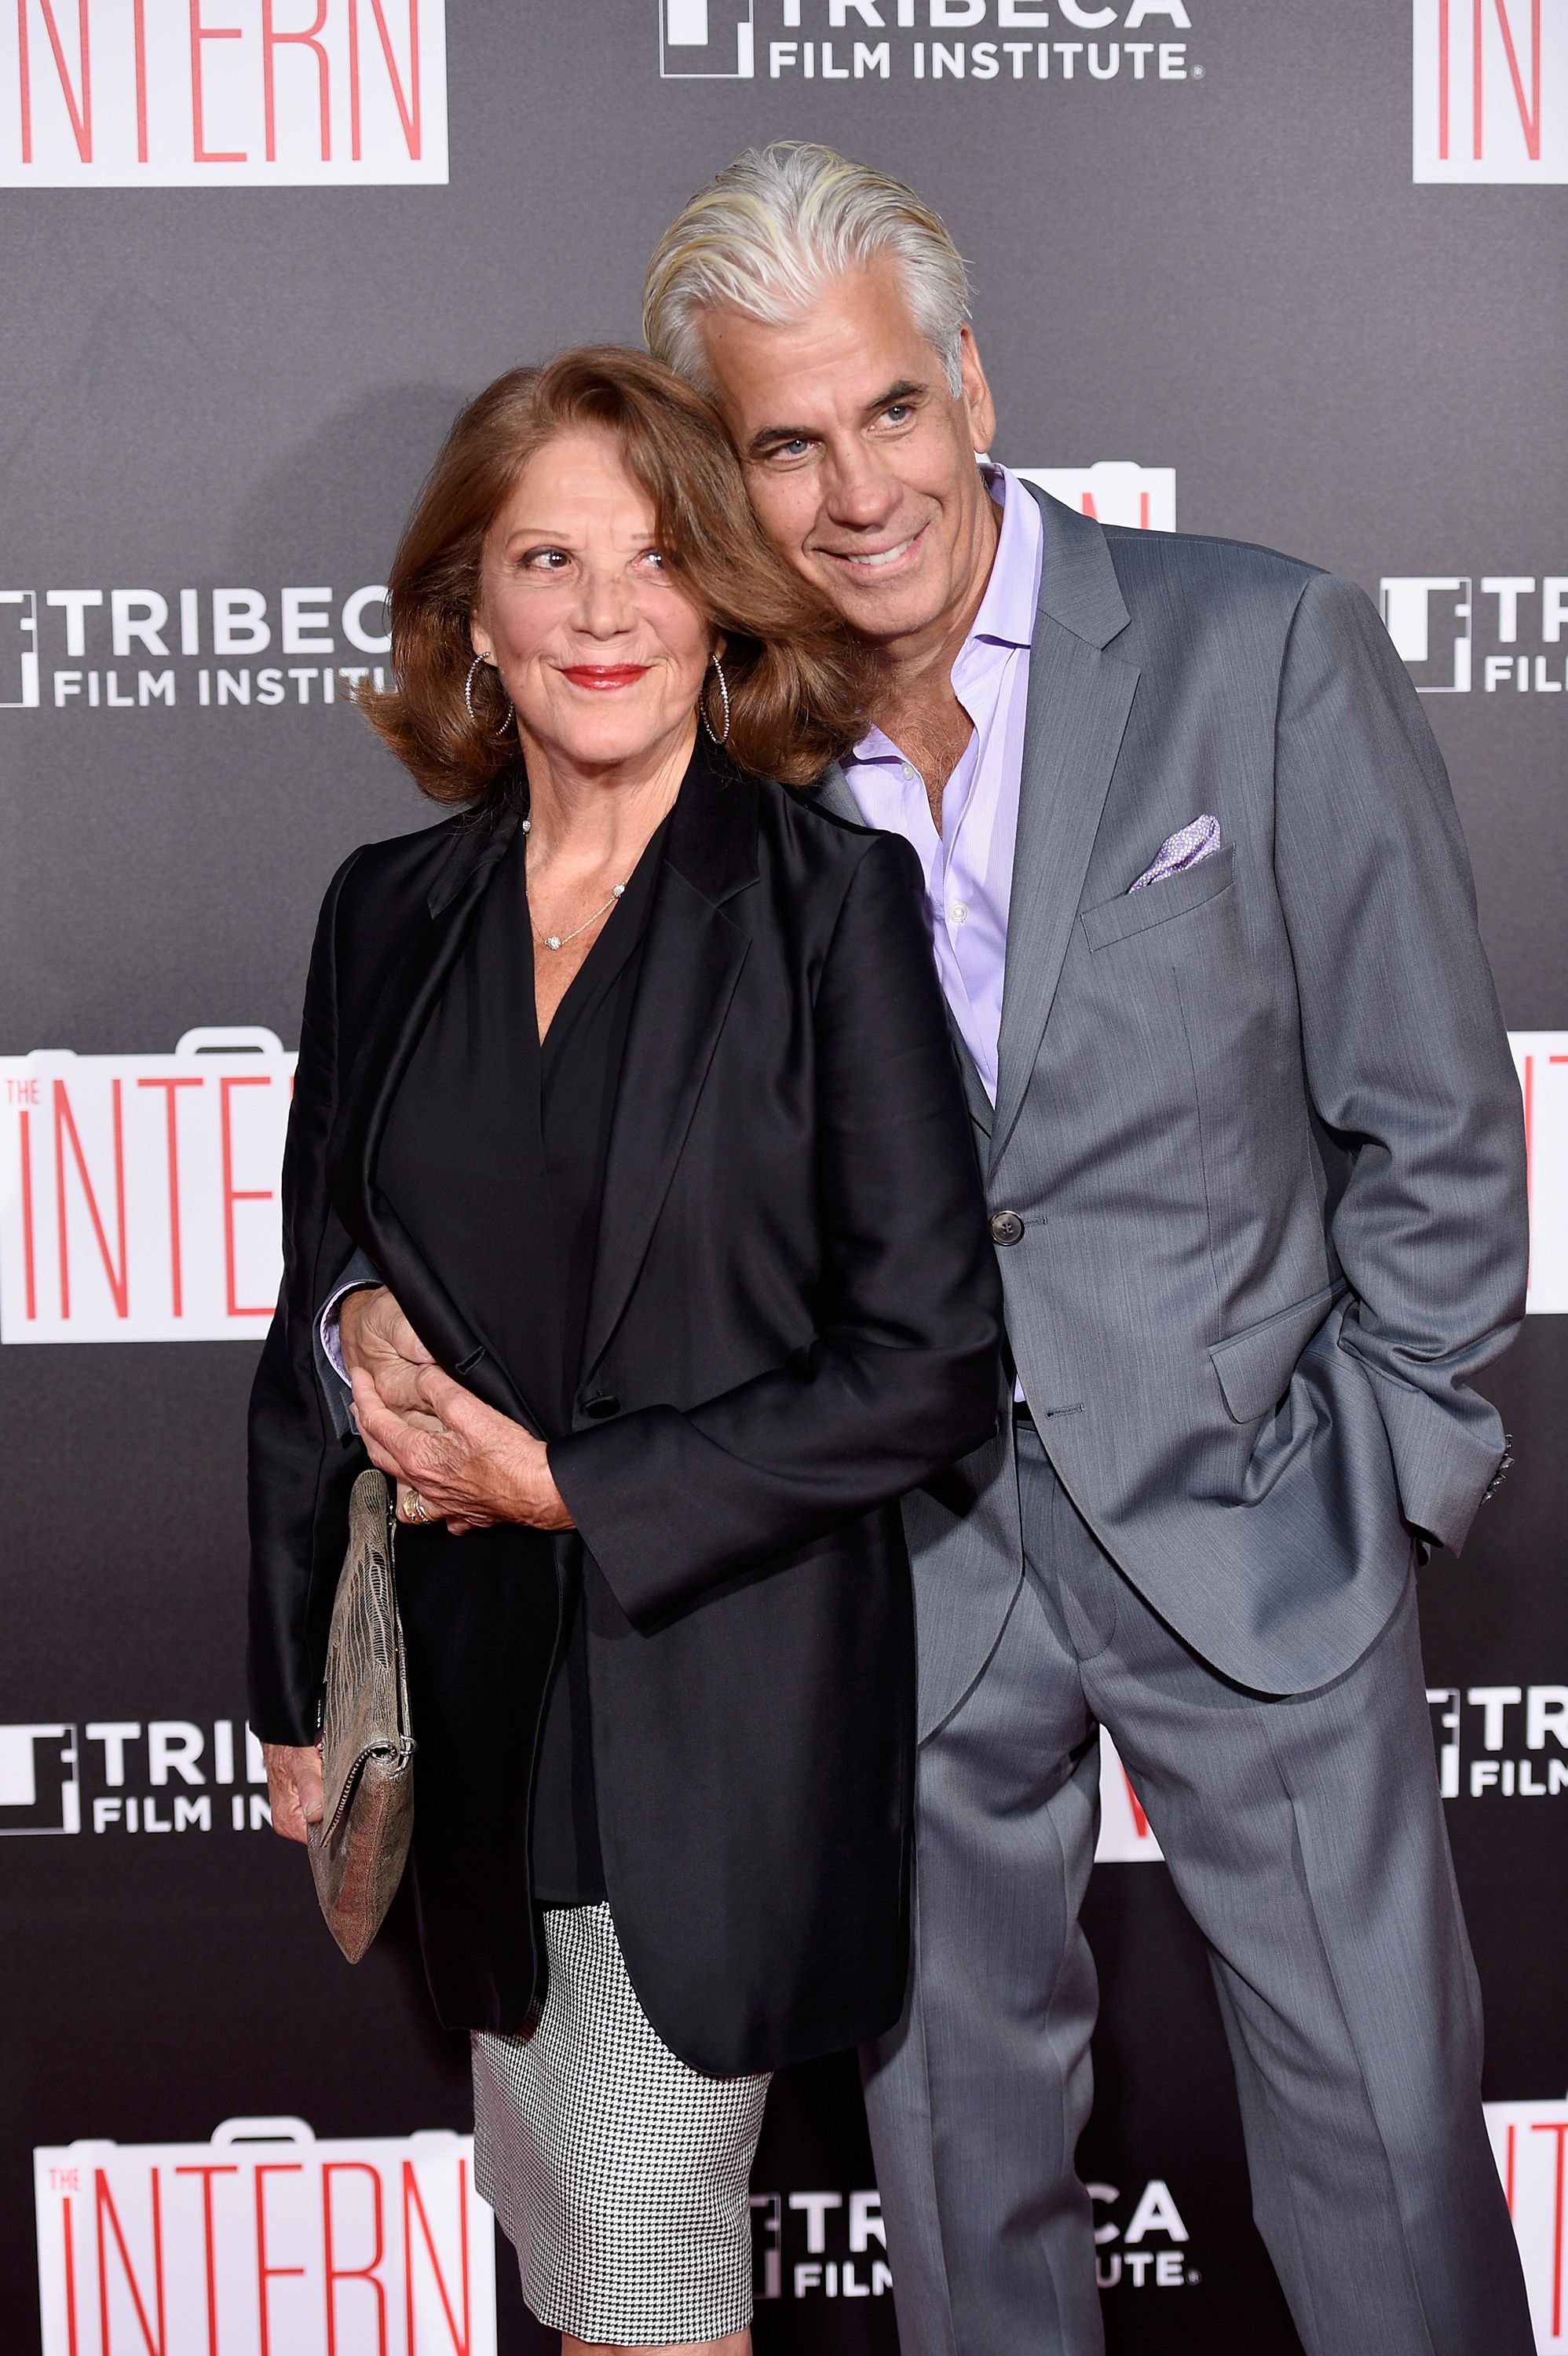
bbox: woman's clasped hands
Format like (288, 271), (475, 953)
(350, 1358), (575, 1536)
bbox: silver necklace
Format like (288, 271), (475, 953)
(521, 817), (627, 952)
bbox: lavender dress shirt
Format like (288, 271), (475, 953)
(841, 464), (1043, 1106)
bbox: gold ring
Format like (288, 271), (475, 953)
(403, 1489), (429, 1525)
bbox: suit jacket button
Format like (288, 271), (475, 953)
(583, 1394), (621, 1421)
(989, 1209), (1025, 1246)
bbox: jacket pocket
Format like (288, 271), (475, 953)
(1208, 1279), (1345, 1423)
(1080, 845), (1236, 952)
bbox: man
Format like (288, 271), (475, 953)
(328, 146), (1532, 2354)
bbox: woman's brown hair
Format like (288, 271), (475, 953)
(360, 346), (866, 800)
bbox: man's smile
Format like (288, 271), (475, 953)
(817, 525), (928, 576)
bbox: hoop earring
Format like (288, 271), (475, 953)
(465, 652), (515, 739)
(701, 652), (731, 748)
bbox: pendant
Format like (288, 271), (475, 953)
(545, 935), (561, 950)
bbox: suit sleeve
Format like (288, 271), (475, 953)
(313, 1247), (385, 1435)
(247, 851), (367, 1743)
(550, 832), (1005, 1628)
(1274, 569), (1527, 1552)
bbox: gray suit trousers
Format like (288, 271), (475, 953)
(861, 1425), (1533, 2356)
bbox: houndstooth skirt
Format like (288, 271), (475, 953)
(472, 1903), (771, 2346)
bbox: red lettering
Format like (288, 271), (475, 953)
(220, 1072), (275, 1315)
(16, 0), (92, 166)
(94, 2168), (165, 2355)
(174, 2163), (238, 2356)
(1449, 0), (1543, 161)
(54, 1077), (128, 1319)
(1533, 2120), (1568, 2339)
(323, 2160), (388, 2355)
(403, 2158), (471, 2354)
(131, 0), (148, 160)
(137, 1075), (201, 1316)
(18, 1106), (37, 1319)
(349, 0), (421, 161)
(188, 0), (246, 163)
(1120, 1761), (1150, 1839)
(1489, 0), (1540, 161)
(62, 2197), (79, 2356)
(262, 0), (330, 161)
(255, 2162), (305, 2356)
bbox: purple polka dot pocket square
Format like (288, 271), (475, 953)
(1128, 814), (1223, 893)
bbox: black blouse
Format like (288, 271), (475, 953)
(376, 788), (674, 1907)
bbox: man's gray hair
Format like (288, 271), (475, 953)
(644, 142), (972, 397)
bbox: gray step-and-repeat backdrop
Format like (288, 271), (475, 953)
(2, 2), (1565, 2350)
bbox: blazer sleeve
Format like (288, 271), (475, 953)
(247, 851), (367, 1743)
(313, 1247), (385, 1437)
(1273, 569), (1527, 1552)
(550, 831), (1005, 1629)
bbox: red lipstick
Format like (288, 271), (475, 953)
(561, 664), (649, 690)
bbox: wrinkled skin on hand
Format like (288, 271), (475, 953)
(264, 1742), (323, 1844)
(350, 1350), (574, 1538)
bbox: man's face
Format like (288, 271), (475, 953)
(697, 258), (998, 657)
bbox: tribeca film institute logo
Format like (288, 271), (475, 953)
(658, 0), (1200, 87)
(1379, 574), (1568, 698)
(1413, 0), (1568, 182)
(0, 0), (447, 185)
(0, 583), (390, 715)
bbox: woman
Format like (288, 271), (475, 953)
(247, 348), (1001, 2355)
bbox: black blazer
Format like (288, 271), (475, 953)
(247, 759), (1002, 2073)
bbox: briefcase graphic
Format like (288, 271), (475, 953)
(34, 2116), (495, 2356)
(0, 1027), (296, 1342)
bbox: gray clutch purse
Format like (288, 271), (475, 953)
(308, 1468), (415, 1963)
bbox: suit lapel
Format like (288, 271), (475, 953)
(578, 764), (757, 1385)
(989, 492), (1139, 1173)
(329, 803), (539, 1425)
(813, 762), (861, 825)
(334, 805), (521, 1234)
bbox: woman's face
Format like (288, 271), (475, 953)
(470, 427), (716, 777)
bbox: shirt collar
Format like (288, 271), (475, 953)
(966, 463), (1043, 655)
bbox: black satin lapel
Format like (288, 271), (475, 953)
(331, 811), (519, 1242)
(327, 810), (533, 1419)
(989, 624), (1139, 1172)
(579, 864), (750, 1383)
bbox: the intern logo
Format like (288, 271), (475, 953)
(1413, 0), (1568, 181)
(660, 0), (756, 76)
(0, 0), (448, 185)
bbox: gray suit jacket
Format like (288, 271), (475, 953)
(818, 487), (1527, 1732)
